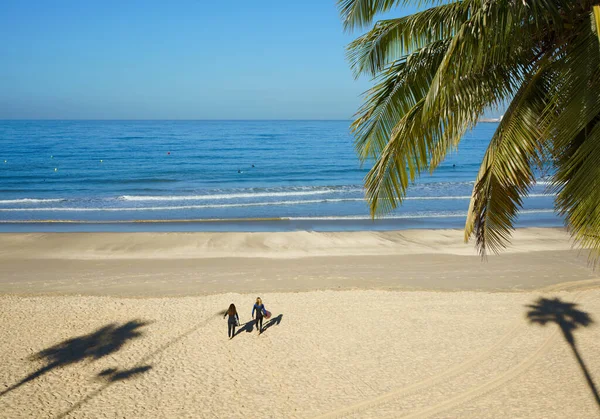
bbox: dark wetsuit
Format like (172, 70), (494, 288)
(224, 311), (239, 338)
(252, 303), (265, 332)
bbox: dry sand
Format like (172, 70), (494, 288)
(1, 228), (600, 418)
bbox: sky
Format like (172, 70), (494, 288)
(0, 0), (420, 120)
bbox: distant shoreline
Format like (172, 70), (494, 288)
(0, 211), (561, 232)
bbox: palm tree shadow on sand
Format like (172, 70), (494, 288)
(526, 297), (600, 410)
(0, 320), (149, 397)
(56, 310), (222, 418)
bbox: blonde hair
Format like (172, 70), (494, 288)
(256, 297), (262, 305)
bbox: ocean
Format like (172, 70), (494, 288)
(0, 120), (560, 232)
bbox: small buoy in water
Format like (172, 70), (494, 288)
(54, 168), (58, 172)
(50, 155), (53, 159)
(100, 159), (103, 163)
(167, 152), (171, 155)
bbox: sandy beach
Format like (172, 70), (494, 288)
(1, 228), (600, 418)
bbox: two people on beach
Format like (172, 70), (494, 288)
(223, 297), (268, 339)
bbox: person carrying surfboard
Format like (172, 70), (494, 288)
(252, 297), (268, 334)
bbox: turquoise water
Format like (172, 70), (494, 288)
(0, 120), (560, 231)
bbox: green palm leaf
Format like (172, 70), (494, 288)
(347, 2), (470, 77)
(353, 40), (449, 161)
(464, 63), (551, 254)
(339, 0), (446, 31)
(339, 0), (600, 260)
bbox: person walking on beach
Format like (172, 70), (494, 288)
(252, 297), (266, 334)
(223, 303), (240, 339)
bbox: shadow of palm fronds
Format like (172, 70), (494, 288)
(0, 320), (148, 397)
(526, 297), (599, 410)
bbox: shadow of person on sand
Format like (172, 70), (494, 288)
(234, 320), (256, 337)
(262, 314), (283, 333)
(526, 297), (600, 411)
(0, 320), (148, 397)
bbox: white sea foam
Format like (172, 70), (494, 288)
(521, 209), (556, 214)
(0, 198), (65, 204)
(0, 198), (365, 212)
(119, 188), (363, 201)
(0, 193), (556, 212)
(118, 192), (555, 203)
(405, 196), (472, 200)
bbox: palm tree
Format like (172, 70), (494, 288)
(339, 0), (600, 260)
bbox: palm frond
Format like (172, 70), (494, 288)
(423, 0), (576, 117)
(364, 99), (429, 215)
(358, 47), (536, 217)
(426, 61), (525, 170)
(555, 120), (600, 264)
(338, 0), (447, 31)
(550, 19), (600, 263)
(464, 63), (552, 255)
(347, 2), (470, 77)
(353, 40), (449, 161)
(342, 0), (600, 260)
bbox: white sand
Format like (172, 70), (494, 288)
(1, 228), (599, 418)
(1, 290), (599, 418)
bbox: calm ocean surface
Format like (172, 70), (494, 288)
(0, 120), (560, 232)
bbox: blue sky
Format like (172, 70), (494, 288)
(0, 1), (420, 120)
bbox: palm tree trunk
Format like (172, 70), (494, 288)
(568, 341), (600, 411)
(0, 362), (57, 397)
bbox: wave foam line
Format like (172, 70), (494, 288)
(0, 198), (66, 204)
(0, 194), (557, 211)
(0, 198), (364, 212)
(0, 217), (290, 224)
(119, 189), (363, 201)
(118, 192), (555, 203)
